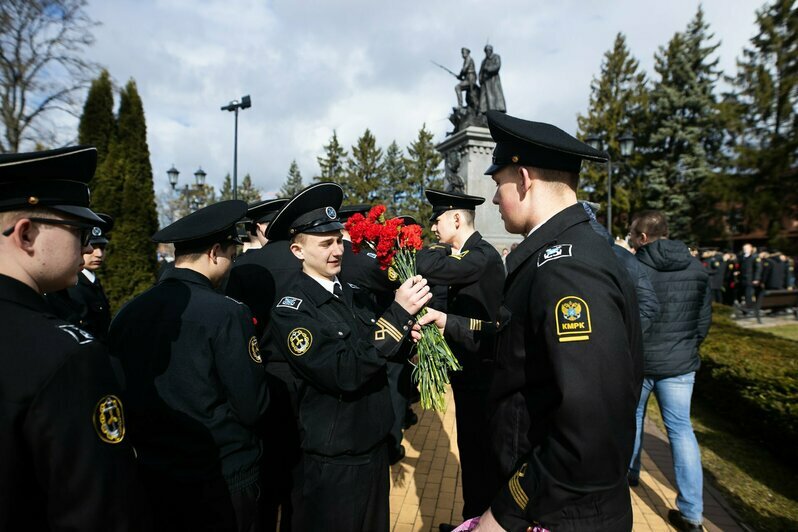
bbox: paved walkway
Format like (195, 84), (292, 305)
(389, 387), (744, 532)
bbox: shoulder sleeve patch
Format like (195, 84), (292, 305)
(450, 249), (470, 260)
(93, 395), (125, 444)
(276, 296), (302, 310)
(555, 295), (591, 342)
(537, 244), (572, 267)
(249, 336), (262, 363)
(366, 252), (377, 259)
(58, 324), (94, 344)
(287, 327), (312, 356)
(509, 463), (529, 510)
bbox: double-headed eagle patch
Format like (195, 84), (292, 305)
(555, 296), (591, 342)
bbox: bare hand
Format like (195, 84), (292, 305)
(473, 509), (507, 531)
(417, 307), (446, 333)
(409, 323), (421, 342)
(395, 275), (431, 315)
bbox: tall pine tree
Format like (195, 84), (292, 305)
(219, 173), (261, 203)
(577, 33), (648, 234)
(315, 130), (348, 183)
(344, 129), (383, 203)
(381, 141), (408, 214)
(645, 7), (724, 241)
(280, 160), (304, 197)
(102, 79), (159, 310)
(404, 125), (443, 240)
(79, 69), (115, 163)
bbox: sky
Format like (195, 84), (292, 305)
(78, 0), (763, 198)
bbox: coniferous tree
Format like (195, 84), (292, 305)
(726, 0), (798, 241)
(344, 129), (383, 203)
(102, 79), (158, 310)
(645, 7), (724, 241)
(280, 160), (304, 197)
(404, 125), (443, 240)
(79, 69), (115, 163)
(315, 130), (348, 183)
(381, 141), (408, 214)
(218, 173), (260, 203)
(577, 33), (649, 234)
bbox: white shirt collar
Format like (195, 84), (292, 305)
(82, 269), (96, 283)
(312, 275), (342, 296)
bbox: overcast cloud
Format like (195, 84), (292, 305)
(80, 0), (761, 198)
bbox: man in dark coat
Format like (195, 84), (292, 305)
(627, 210), (712, 531)
(110, 201), (268, 532)
(739, 242), (762, 307)
(0, 146), (142, 530)
(421, 111), (643, 531)
(478, 45), (506, 113)
(416, 189), (505, 525)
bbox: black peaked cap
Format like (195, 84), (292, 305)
(425, 188), (485, 222)
(0, 145), (103, 223)
(266, 183), (344, 241)
(152, 200), (248, 249)
(88, 213), (114, 246)
(485, 110), (608, 175)
(247, 198), (288, 224)
(395, 214), (419, 226)
(338, 203), (372, 222)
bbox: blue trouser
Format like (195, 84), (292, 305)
(629, 372), (703, 525)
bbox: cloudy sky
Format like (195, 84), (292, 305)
(80, 0), (762, 198)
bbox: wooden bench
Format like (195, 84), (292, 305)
(733, 289), (798, 324)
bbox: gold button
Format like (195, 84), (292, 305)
(511, 155), (519, 163)
(28, 196), (39, 205)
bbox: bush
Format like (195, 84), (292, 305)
(697, 304), (798, 468)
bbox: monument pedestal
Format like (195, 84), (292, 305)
(436, 126), (521, 252)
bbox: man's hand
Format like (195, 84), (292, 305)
(417, 307), (447, 334)
(395, 275), (431, 315)
(473, 509), (506, 531)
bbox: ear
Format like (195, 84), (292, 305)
(453, 211), (461, 228)
(209, 243), (221, 265)
(9, 219), (37, 256)
(290, 241), (304, 261)
(518, 166), (533, 197)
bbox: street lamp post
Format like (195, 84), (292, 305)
(220, 95), (251, 201)
(584, 131), (635, 234)
(168, 165), (207, 214)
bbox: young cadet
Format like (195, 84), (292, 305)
(416, 189), (505, 527)
(264, 183), (432, 532)
(0, 147), (142, 530)
(244, 197), (288, 248)
(109, 200), (267, 532)
(421, 110), (643, 532)
(45, 212), (114, 341)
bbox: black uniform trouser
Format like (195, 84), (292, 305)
(451, 381), (496, 520)
(536, 481), (632, 532)
(711, 288), (723, 303)
(386, 359), (409, 451)
(292, 444), (390, 532)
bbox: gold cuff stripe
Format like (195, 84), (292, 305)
(558, 335), (590, 343)
(509, 475), (529, 509)
(376, 318), (402, 341)
(469, 318), (483, 331)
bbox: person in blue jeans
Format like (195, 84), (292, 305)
(627, 210), (712, 532)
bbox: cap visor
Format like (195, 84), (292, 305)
(88, 237), (109, 246)
(50, 205), (104, 224)
(305, 221), (344, 234)
(484, 163), (503, 175)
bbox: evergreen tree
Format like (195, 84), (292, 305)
(344, 129), (383, 203)
(726, 0), (798, 240)
(644, 7), (724, 241)
(78, 69), (115, 163)
(315, 130), (348, 183)
(381, 141), (408, 214)
(219, 173), (261, 202)
(280, 160), (304, 197)
(102, 79), (158, 310)
(577, 33), (648, 234)
(404, 125), (443, 240)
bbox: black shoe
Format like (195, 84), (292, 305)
(403, 410), (418, 429)
(667, 509), (703, 531)
(438, 524), (456, 532)
(627, 473), (639, 487)
(389, 444), (406, 465)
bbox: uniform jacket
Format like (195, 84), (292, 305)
(703, 254), (725, 291)
(635, 239), (712, 379)
(109, 267), (268, 490)
(416, 231), (505, 388)
(45, 270), (111, 341)
(740, 253), (762, 284)
(0, 274), (141, 531)
(266, 272), (414, 457)
(449, 205), (643, 530)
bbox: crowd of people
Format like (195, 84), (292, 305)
(4, 109), (793, 532)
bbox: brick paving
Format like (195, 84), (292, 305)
(390, 387), (744, 532)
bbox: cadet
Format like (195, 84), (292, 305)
(416, 189), (505, 525)
(0, 147), (142, 530)
(421, 111), (643, 531)
(110, 200), (267, 532)
(245, 197), (288, 248)
(45, 213), (114, 341)
(264, 183), (431, 532)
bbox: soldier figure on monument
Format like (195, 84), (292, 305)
(455, 47), (478, 109)
(478, 45), (506, 113)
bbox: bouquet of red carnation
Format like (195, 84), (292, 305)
(346, 205), (461, 411)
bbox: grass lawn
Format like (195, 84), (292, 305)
(761, 323), (798, 342)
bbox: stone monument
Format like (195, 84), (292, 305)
(435, 45), (519, 252)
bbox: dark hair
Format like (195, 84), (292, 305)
(631, 210), (669, 240)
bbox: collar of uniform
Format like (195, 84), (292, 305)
(160, 265), (214, 290)
(0, 273), (51, 313)
(505, 203), (589, 277)
(297, 271), (337, 306)
(460, 230), (482, 252)
(81, 269), (96, 284)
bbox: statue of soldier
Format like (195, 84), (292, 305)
(478, 45), (506, 113)
(455, 47), (478, 110)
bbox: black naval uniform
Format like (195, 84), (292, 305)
(0, 273), (141, 531)
(740, 253), (762, 306)
(266, 272), (414, 532)
(416, 231), (505, 519)
(45, 270), (112, 341)
(110, 267), (268, 532)
(703, 254), (725, 303)
(447, 205), (643, 531)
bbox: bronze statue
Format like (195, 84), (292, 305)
(478, 45), (506, 113)
(455, 47), (478, 110)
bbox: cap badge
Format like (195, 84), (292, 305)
(92, 226), (102, 237)
(511, 155), (519, 163)
(93, 395), (125, 444)
(325, 207), (336, 219)
(27, 196), (39, 205)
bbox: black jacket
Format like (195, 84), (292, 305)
(635, 240), (712, 378)
(45, 270), (112, 341)
(0, 274), (141, 531)
(110, 267), (268, 490)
